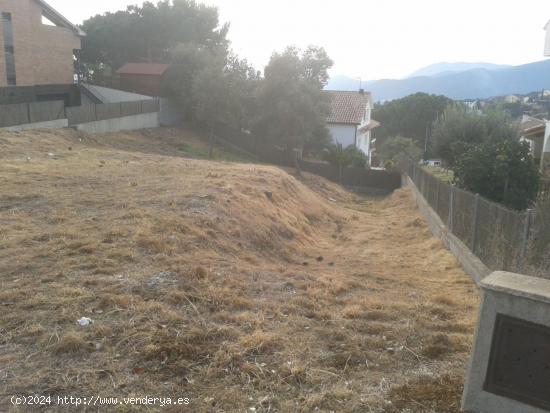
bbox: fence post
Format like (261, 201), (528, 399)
(520, 209), (533, 269)
(448, 185), (454, 232)
(26, 103), (31, 124)
(471, 194), (480, 254)
(435, 179), (440, 213)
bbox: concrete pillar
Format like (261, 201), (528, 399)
(462, 272), (550, 413)
(541, 121), (550, 176)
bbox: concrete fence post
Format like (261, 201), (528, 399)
(471, 194), (480, 254)
(26, 103), (31, 124)
(520, 209), (533, 268)
(463, 271), (550, 413)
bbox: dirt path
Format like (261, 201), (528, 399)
(0, 128), (479, 412)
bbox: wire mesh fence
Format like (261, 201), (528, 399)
(451, 186), (475, 250)
(527, 199), (550, 277)
(406, 162), (548, 277)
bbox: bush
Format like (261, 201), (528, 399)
(345, 146), (368, 168)
(453, 139), (540, 210)
(323, 144), (368, 169)
(379, 136), (422, 165)
(384, 160), (395, 170)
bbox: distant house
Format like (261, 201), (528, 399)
(520, 115), (550, 175)
(424, 159), (442, 167)
(0, 0), (84, 105)
(325, 90), (380, 165)
(116, 63), (170, 97)
(504, 95), (520, 104)
(545, 19), (550, 56)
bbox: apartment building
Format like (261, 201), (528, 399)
(0, 0), (84, 104)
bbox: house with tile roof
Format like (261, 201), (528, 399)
(324, 89), (379, 166)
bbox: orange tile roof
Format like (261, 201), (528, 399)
(325, 90), (371, 125)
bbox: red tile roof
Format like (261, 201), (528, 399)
(325, 90), (371, 125)
(521, 116), (546, 134)
(117, 63), (170, 76)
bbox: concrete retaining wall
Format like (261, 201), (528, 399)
(1, 118), (69, 131)
(405, 175), (490, 285)
(74, 112), (159, 134)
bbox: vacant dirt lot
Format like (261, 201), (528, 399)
(0, 128), (479, 412)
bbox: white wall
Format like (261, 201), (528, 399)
(356, 131), (370, 156)
(543, 121), (550, 153)
(327, 124), (356, 147)
(356, 100), (373, 163)
(546, 22), (550, 56)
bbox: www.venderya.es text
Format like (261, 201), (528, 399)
(10, 395), (191, 407)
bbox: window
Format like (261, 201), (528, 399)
(2, 12), (16, 85)
(41, 15), (57, 26)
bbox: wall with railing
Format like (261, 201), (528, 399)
(0, 99), (160, 133)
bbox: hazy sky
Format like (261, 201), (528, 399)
(49, 0), (550, 80)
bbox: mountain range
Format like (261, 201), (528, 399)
(327, 60), (550, 101)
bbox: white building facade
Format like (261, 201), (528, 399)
(545, 20), (550, 56)
(325, 90), (379, 166)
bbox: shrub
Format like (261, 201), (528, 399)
(379, 136), (422, 165)
(453, 139), (540, 210)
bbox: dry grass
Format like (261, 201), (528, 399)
(0, 127), (479, 412)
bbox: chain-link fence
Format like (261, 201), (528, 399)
(407, 162), (548, 277)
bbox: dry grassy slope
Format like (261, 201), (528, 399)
(0, 128), (479, 413)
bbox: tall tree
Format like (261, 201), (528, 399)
(80, 0), (228, 79)
(431, 105), (520, 167)
(192, 54), (260, 130)
(252, 46), (333, 151)
(373, 92), (453, 154)
(379, 136), (422, 164)
(162, 43), (227, 120)
(163, 45), (259, 127)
